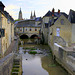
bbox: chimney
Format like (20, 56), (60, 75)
(58, 9), (60, 14)
(52, 8), (54, 17)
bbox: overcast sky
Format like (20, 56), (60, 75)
(1, 0), (75, 20)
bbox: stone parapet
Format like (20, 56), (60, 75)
(0, 53), (15, 75)
(53, 43), (75, 75)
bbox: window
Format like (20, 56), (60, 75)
(35, 28), (37, 31)
(26, 28), (27, 31)
(30, 28), (32, 31)
(0, 29), (5, 38)
(56, 28), (60, 36)
(45, 23), (48, 28)
(20, 28), (22, 31)
(61, 19), (64, 25)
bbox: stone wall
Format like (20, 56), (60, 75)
(53, 43), (75, 75)
(72, 24), (75, 43)
(0, 53), (14, 75)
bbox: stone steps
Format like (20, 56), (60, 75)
(11, 54), (22, 75)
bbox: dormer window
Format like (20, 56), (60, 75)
(61, 19), (64, 25)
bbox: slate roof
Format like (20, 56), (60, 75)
(68, 9), (75, 23)
(16, 19), (41, 27)
(43, 10), (68, 18)
(16, 24), (41, 28)
(4, 11), (14, 22)
(0, 1), (5, 7)
(38, 23), (41, 25)
(0, 1), (14, 22)
(18, 19), (35, 23)
(44, 11), (52, 17)
(35, 17), (42, 21)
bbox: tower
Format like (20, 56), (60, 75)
(33, 10), (36, 19)
(30, 11), (33, 19)
(18, 8), (23, 20)
(30, 11), (36, 19)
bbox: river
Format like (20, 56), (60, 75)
(19, 39), (68, 75)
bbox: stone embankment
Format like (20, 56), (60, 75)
(52, 43), (75, 75)
(0, 53), (14, 75)
(0, 36), (22, 75)
(0, 53), (22, 75)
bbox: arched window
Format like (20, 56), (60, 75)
(20, 28), (22, 31)
(30, 28), (32, 31)
(26, 28), (27, 31)
(35, 28), (37, 31)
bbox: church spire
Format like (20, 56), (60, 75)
(30, 10), (36, 19)
(34, 10), (36, 17)
(18, 8), (23, 20)
(32, 10), (36, 19)
(30, 11), (33, 19)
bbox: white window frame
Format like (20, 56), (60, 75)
(56, 28), (60, 36)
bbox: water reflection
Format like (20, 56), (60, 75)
(20, 39), (35, 44)
(41, 56), (68, 75)
(22, 53), (49, 75)
(19, 39), (68, 75)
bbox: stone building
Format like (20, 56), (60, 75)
(48, 14), (71, 49)
(68, 9), (75, 43)
(0, 1), (14, 57)
(41, 8), (68, 44)
(16, 17), (41, 39)
(47, 9), (75, 49)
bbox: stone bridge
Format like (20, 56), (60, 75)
(16, 32), (40, 39)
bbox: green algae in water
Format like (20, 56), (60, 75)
(48, 64), (57, 67)
(13, 65), (20, 68)
(23, 47), (36, 50)
(29, 51), (37, 54)
(30, 48), (36, 50)
(11, 73), (18, 75)
(12, 69), (19, 72)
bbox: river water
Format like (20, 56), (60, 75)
(19, 39), (68, 75)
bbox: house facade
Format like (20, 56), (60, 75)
(16, 17), (41, 38)
(68, 9), (75, 43)
(0, 1), (14, 57)
(41, 8), (68, 44)
(48, 15), (72, 49)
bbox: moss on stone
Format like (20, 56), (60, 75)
(29, 51), (37, 54)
